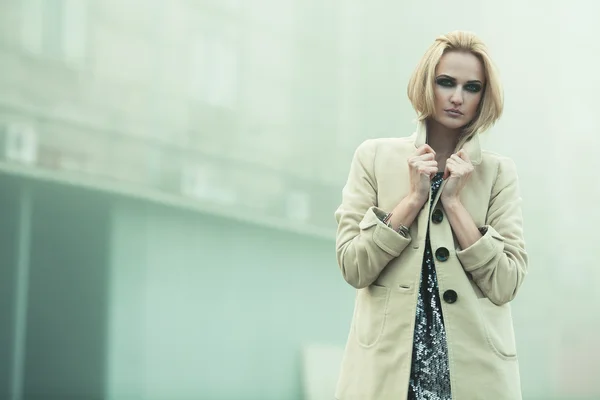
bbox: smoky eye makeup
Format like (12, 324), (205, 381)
(435, 75), (483, 92)
(464, 83), (483, 93)
(435, 76), (455, 87)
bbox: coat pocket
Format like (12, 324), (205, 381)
(477, 297), (518, 360)
(353, 284), (390, 348)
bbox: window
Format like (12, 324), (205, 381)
(20, 0), (88, 66)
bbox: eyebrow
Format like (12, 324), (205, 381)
(436, 74), (483, 84)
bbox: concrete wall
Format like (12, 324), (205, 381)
(105, 198), (352, 400)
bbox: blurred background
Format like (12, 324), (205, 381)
(0, 0), (598, 399)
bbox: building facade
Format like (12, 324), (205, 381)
(0, 0), (389, 234)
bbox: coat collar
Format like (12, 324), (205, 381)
(411, 120), (482, 165)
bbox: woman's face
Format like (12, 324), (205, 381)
(432, 51), (485, 131)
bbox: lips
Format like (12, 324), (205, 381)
(445, 108), (463, 115)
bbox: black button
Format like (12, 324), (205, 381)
(432, 209), (443, 223)
(435, 247), (450, 262)
(443, 290), (458, 304)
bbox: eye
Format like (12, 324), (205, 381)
(465, 83), (482, 93)
(436, 78), (454, 87)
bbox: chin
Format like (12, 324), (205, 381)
(438, 117), (465, 131)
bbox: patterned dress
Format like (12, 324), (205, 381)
(407, 172), (452, 399)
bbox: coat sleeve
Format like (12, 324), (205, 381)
(456, 156), (528, 305)
(334, 139), (413, 289)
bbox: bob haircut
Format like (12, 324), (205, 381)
(407, 31), (504, 137)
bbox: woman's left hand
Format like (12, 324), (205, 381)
(441, 150), (474, 204)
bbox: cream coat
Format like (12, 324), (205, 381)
(334, 122), (528, 400)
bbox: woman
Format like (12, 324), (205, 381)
(334, 31), (528, 400)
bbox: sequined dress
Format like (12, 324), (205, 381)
(407, 172), (452, 399)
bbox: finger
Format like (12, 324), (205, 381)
(444, 160), (455, 178)
(450, 154), (464, 163)
(457, 150), (470, 163)
(409, 152), (435, 166)
(443, 164), (451, 180)
(415, 144), (436, 156)
(419, 160), (438, 168)
(448, 162), (468, 177)
(448, 157), (465, 170)
(445, 158), (458, 168)
(417, 152), (436, 161)
(413, 160), (437, 175)
(426, 168), (438, 179)
(418, 165), (438, 178)
(411, 153), (435, 164)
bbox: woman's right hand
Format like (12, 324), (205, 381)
(387, 144), (437, 231)
(407, 144), (438, 204)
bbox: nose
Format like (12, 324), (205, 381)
(450, 88), (463, 106)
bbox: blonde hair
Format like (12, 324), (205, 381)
(407, 31), (503, 136)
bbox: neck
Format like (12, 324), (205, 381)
(425, 119), (462, 155)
